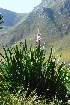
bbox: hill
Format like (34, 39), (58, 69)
(0, 0), (70, 62)
(0, 8), (28, 48)
(0, 7), (28, 27)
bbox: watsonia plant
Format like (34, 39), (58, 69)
(0, 39), (69, 104)
(0, 39), (45, 94)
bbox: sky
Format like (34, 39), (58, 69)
(0, 0), (41, 13)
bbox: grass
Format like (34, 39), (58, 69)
(0, 89), (63, 105)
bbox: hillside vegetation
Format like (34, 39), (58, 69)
(0, 0), (70, 62)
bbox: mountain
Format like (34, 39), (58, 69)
(0, 0), (70, 62)
(0, 8), (28, 47)
(0, 7), (18, 27)
(0, 7), (28, 27)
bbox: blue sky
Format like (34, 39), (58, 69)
(0, 0), (41, 13)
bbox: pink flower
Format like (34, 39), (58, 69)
(36, 33), (41, 42)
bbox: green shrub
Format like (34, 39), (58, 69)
(0, 39), (69, 104)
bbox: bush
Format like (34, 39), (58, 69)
(0, 39), (69, 104)
(0, 13), (3, 29)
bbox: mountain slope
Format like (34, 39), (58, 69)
(0, 7), (17, 26)
(0, 8), (28, 47)
(0, 0), (70, 62)
(0, 7), (28, 27)
(6, 0), (70, 44)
